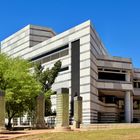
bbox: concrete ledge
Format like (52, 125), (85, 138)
(81, 123), (140, 130)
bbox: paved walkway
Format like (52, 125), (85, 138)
(0, 129), (55, 140)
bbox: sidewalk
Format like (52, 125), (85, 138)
(0, 129), (54, 140)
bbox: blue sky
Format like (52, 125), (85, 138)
(0, 0), (140, 67)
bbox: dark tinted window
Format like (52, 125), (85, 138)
(30, 44), (68, 61)
(98, 72), (125, 81)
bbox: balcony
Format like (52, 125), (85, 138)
(97, 80), (133, 91)
(97, 55), (132, 70)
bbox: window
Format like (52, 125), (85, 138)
(30, 44), (69, 62)
(133, 79), (140, 88)
(104, 69), (120, 73)
(138, 83), (140, 88)
(32, 48), (69, 64)
(42, 56), (50, 63)
(105, 96), (117, 104)
(98, 72), (125, 81)
(133, 82), (137, 88)
(59, 66), (69, 72)
(60, 49), (69, 57)
(51, 53), (59, 60)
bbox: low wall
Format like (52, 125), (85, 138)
(81, 123), (140, 130)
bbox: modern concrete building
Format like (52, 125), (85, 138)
(1, 20), (140, 124)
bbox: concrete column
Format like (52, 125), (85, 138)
(124, 91), (131, 123)
(36, 93), (46, 128)
(0, 91), (5, 132)
(17, 118), (20, 126)
(131, 95), (133, 122)
(125, 71), (131, 82)
(74, 96), (82, 128)
(55, 88), (70, 130)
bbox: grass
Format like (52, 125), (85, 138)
(14, 128), (140, 140)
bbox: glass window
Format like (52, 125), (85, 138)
(60, 49), (69, 57)
(51, 53), (59, 60)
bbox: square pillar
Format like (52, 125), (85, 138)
(55, 88), (71, 130)
(125, 71), (131, 82)
(0, 91), (5, 132)
(125, 91), (131, 123)
(36, 93), (46, 128)
(74, 96), (82, 128)
(131, 95), (133, 122)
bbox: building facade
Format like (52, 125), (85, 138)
(1, 20), (140, 124)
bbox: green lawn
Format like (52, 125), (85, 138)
(14, 128), (140, 140)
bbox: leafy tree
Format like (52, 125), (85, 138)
(34, 60), (61, 93)
(0, 54), (41, 129)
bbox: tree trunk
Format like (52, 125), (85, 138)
(7, 118), (12, 130)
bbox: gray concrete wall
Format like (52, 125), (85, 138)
(1, 25), (55, 57)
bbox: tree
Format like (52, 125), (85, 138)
(45, 90), (55, 116)
(33, 60), (61, 128)
(34, 60), (61, 92)
(0, 54), (41, 129)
